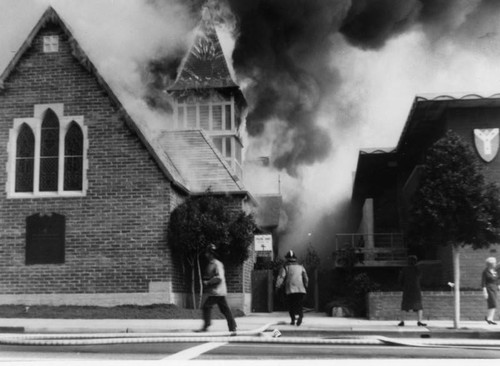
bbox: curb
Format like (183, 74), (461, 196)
(0, 327), (24, 333)
(278, 329), (500, 339)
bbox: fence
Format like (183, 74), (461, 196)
(334, 233), (407, 265)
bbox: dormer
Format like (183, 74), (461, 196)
(166, 7), (246, 179)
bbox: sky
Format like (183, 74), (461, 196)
(2, 0), (500, 263)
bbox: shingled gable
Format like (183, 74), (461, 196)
(156, 129), (248, 194)
(0, 6), (189, 193)
(167, 9), (238, 91)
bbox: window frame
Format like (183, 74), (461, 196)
(43, 35), (59, 53)
(174, 96), (235, 132)
(7, 104), (88, 198)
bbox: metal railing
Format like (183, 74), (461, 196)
(334, 233), (407, 264)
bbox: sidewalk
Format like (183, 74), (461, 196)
(1, 312), (500, 339)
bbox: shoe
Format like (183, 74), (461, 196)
(229, 329), (237, 336)
(290, 321), (295, 325)
(417, 321), (427, 327)
(296, 316), (303, 326)
(194, 327), (208, 333)
(486, 317), (497, 325)
(398, 321), (404, 326)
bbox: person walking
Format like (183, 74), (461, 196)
(482, 257), (500, 325)
(197, 244), (237, 333)
(398, 255), (427, 326)
(276, 250), (309, 326)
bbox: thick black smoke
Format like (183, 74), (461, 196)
(226, 0), (347, 175)
(146, 0), (500, 175)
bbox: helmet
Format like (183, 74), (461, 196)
(206, 244), (217, 253)
(285, 250), (296, 260)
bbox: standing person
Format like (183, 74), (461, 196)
(398, 255), (427, 327)
(197, 244), (237, 333)
(276, 250), (309, 326)
(482, 257), (500, 325)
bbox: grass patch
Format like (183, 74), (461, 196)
(0, 304), (245, 319)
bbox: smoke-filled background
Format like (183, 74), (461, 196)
(2, 0), (500, 266)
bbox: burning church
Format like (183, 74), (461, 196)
(0, 6), (262, 312)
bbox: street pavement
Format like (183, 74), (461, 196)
(1, 312), (500, 339)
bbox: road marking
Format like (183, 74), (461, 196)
(163, 342), (228, 360)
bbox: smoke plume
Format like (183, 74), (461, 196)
(142, 0), (500, 261)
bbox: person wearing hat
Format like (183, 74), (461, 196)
(398, 255), (427, 327)
(276, 250), (309, 326)
(197, 244), (237, 333)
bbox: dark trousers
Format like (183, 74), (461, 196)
(202, 295), (237, 331)
(287, 293), (305, 321)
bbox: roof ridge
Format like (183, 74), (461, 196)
(1, 7), (64, 84)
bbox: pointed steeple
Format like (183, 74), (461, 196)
(167, 6), (237, 91)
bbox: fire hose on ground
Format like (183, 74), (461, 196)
(0, 322), (499, 350)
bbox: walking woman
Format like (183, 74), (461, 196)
(482, 257), (500, 325)
(398, 255), (427, 326)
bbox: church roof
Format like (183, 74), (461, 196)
(0, 7), (249, 198)
(155, 130), (245, 193)
(167, 11), (237, 91)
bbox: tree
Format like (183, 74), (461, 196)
(168, 194), (257, 308)
(406, 131), (500, 328)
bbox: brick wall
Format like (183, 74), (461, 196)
(368, 291), (490, 320)
(222, 196), (255, 295)
(436, 244), (500, 289)
(0, 22), (184, 295)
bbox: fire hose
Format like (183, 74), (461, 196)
(0, 322), (499, 350)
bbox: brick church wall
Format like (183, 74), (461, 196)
(0, 22), (185, 297)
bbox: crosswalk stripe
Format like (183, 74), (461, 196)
(163, 342), (228, 360)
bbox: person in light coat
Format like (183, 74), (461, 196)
(482, 257), (500, 325)
(197, 244), (237, 333)
(276, 250), (309, 326)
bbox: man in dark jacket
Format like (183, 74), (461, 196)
(276, 250), (309, 326)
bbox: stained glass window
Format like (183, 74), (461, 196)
(15, 124), (35, 192)
(39, 109), (59, 191)
(64, 122), (83, 190)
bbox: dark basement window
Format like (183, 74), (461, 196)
(26, 213), (65, 265)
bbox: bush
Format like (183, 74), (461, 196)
(349, 272), (380, 297)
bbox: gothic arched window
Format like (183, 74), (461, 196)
(64, 122), (83, 190)
(9, 105), (87, 197)
(15, 124), (35, 192)
(39, 109), (59, 191)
